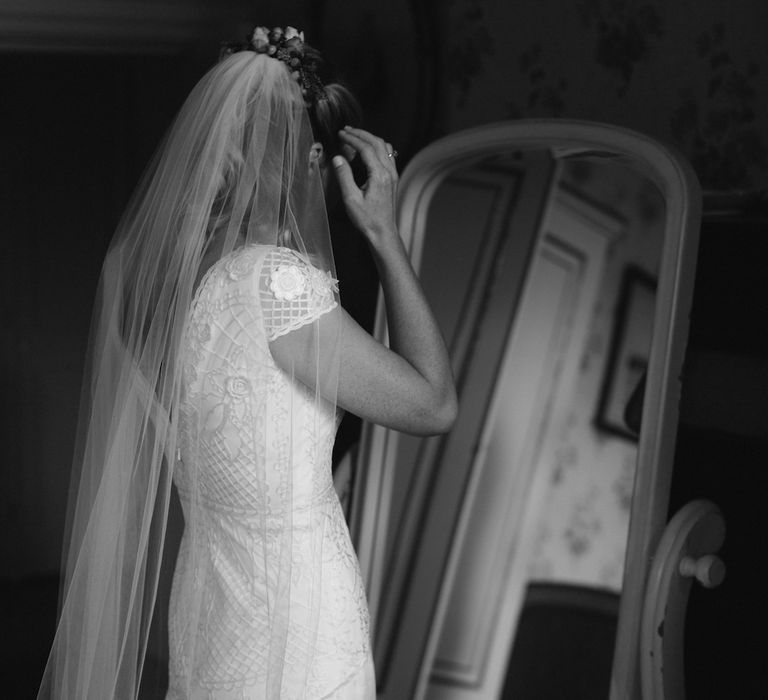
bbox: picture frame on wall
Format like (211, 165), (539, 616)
(595, 265), (657, 441)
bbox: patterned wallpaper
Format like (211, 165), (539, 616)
(441, 0), (768, 192)
(527, 160), (665, 592)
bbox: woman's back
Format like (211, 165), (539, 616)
(168, 244), (374, 699)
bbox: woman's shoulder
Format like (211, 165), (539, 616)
(216, 244), (303, 278)
(217, 243), (271, 284)
(210, 244), (337, 302)
(262, 247), (338, 303)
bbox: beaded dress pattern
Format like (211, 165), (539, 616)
(166, 245), (374, 699)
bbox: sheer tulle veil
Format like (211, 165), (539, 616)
(37, 50), (341, 698)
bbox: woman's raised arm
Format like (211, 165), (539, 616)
(270, 127), (457, 436)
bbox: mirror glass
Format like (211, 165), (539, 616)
(349, 122), (700, 700)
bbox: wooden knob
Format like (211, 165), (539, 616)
(679, 554), (726, 588)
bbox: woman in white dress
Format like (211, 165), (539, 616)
(38, 25), (456, 700)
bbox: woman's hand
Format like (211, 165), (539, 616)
(333, 127), (399, 248)
(274, 126), (457, 436)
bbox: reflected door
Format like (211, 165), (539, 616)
(367, 151), (554, 700)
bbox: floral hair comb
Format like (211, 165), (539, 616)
(220, 26), (327, 104)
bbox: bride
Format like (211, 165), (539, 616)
(37, 24), (456, 700)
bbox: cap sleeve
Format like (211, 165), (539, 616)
(259, 247), (339, 341)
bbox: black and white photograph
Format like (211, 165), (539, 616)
(2, 2), (767, 699)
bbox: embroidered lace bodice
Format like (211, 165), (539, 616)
(166, 245), (374, 699)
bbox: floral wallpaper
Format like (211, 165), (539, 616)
(527, 159), (665, 592)
(670, 22), (766, 190)
(576, 0), (664, 96)
(445, 0), (495, 109)
(439, 0), (768, 192)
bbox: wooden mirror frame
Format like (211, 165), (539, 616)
(348, 119), (701, 699)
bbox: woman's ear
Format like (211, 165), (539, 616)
(309, 142), (325, 168)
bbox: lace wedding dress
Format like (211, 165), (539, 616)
(166, 244), (375, 699)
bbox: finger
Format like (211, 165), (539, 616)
(331, 155), (360, 202)
(342, 125), (384, 147)
(339, 129), (386, 169)
(383, 142), (398, 177)
(344, 127), (397, 179)
(342, 127), (391, 165)
(345, 126), (392, 163)
(339, 130), (389, 176)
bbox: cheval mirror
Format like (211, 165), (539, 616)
(346, 120), (701, 700)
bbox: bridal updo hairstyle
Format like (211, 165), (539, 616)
(303, 48), (363, 158)
(221, 25), (363, 159)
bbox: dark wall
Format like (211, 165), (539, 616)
(670, 203), (768, 697)
(0, 44), (381, 581)
(0, 49), (218, 697)
(1, 51), (210, 578)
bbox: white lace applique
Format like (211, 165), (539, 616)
(307, 266), (339, 299)
(224, 247), (261, 281)
(269, 263), (307, 301)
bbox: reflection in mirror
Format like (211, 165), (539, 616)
(349, 122), (700, 700)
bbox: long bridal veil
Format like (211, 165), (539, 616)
(38, 51), (341, 698)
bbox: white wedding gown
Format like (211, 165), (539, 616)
(166, 245), (375, 699)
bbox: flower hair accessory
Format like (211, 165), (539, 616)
(220, 25), (327, 104)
